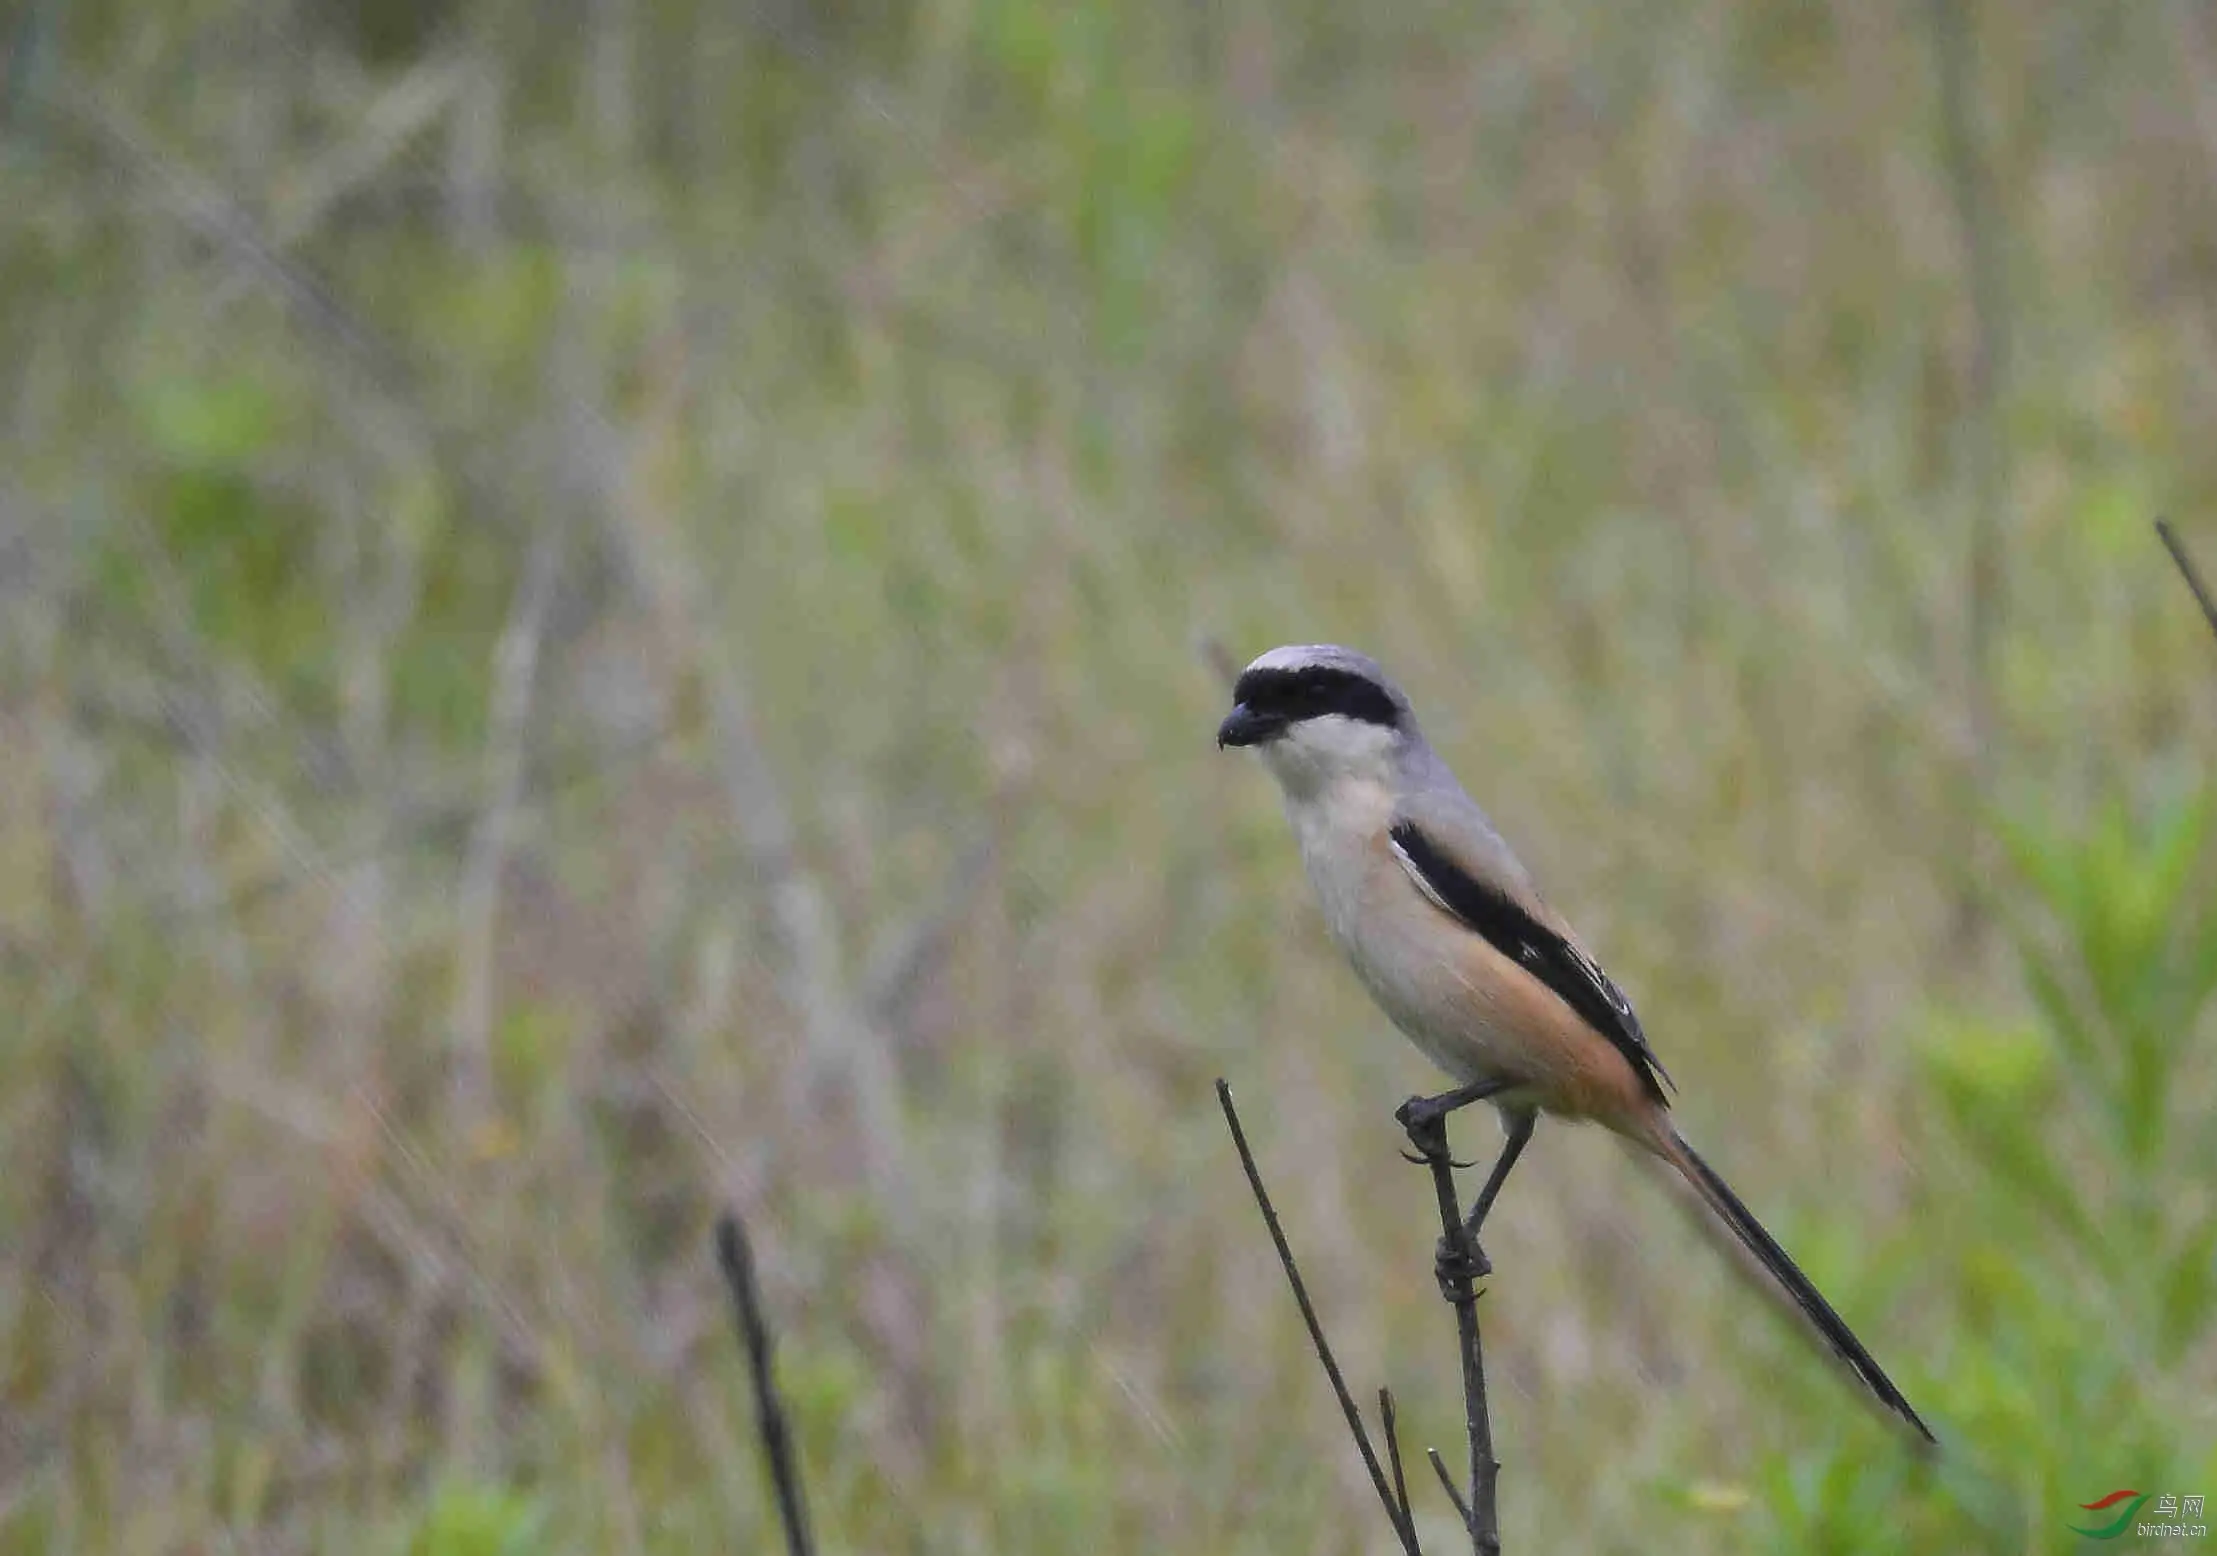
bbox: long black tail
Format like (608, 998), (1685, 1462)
(1659, 1130), (1936, 1444)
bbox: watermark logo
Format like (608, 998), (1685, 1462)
(2070, 1490), (2207, 1541)
(2073, 1491), (2149, 1540)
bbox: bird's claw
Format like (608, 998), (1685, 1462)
(1401, 1148), (1483, 1169)
(1433, 1231), (1492, 1300)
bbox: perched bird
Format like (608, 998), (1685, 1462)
(1217, 643), (1933, 1443)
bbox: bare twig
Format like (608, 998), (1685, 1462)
(1216, 1080), (1422, 1556)
(1380, 1387), (1416, 1535)
(714, 1211), (816, 1556)
(2157, 519), (2217, 645)
(1427, 1447), (1475, 1529)
(1402, 1111), (1500, 1556)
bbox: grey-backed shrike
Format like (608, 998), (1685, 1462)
(1218, 643), (1933, 1443)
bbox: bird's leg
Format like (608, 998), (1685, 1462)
(1422, 1109), (1539, 1297)
(1425, 1111), (1537, 1295)
(1395, 1080), (1513, 1299)
(1461, 1107), (1536, 1241)
(1393, 1077), (1510, 1135)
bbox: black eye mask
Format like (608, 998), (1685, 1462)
(1229, 665), (1401, 730)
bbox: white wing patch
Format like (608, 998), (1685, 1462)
(1390, 833), (1458, 919)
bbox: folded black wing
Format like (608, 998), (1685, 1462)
(1388, 819), (1673, 1106)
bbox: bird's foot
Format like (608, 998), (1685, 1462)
(1433, 1229), (1491, 1301)
(1395, 1078), (1510, 1143)
(1394, 1090), (1462, 1136)
(1395, 1092), (1450, 1133)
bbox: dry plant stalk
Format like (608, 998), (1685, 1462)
(1217, 1079), (1504, 1556)
(2158, 519), (2217, 645)
(714, 1211), (818, 1556)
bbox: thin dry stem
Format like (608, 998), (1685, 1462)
(2158, 519), (2217, 644)
(1216, 1080), (1423, 1556)
(714, 1210), (817, 1556)
(1402, 1109), (1500, 1556)
(1428, 1447), (1475, 1529)
(1380, 1387), (1416, 1537)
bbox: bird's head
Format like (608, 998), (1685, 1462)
(1217, 644), (1415, 799)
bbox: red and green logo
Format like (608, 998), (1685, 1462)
(2071, 1489), (2149, 1540)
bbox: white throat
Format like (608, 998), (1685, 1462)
(1254, 718), (1403, 962)
(1256, 714), (1401, 804)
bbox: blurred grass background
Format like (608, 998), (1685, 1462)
(3, 0), (2217, 1551)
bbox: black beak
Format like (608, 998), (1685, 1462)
(1216, 703), (1285, 749)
